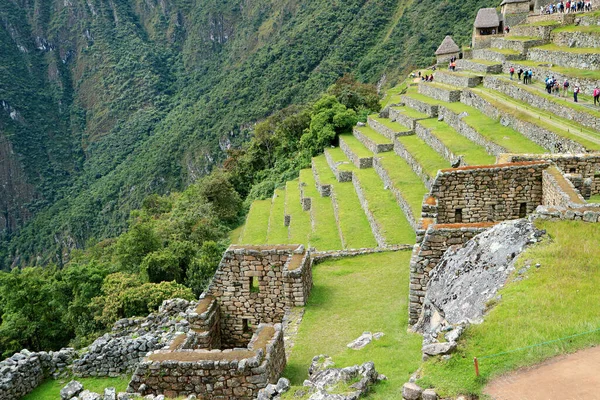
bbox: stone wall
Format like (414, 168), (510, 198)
(206, 245), (311, 348)
(339, 136), (373, 169)
(429, 162), (549, 224)
(352, 174), (387, 248)
(472, 48), (521, 62)
(436, 51), (460, 64)
(438, 105), (507, 156)
(527, 47), (600, 70)
(184, 296), (222, 350)
(372, 157), (419, 230)
(490, 37), (546, 54)
(536, 204), (600, 222)
(0, 348), (76, 400)
(409, 223), (492, 324)
(414, 122), (458, 164)
(434, 71), (482, 88)
(484, 76), (600, 132)
(393, 138), (434, 189)
(552, 30), (600, 49)
(456, 59), (503, 73)
(503, 12), (529, 27)
(508, 24), (553, 40)
(461, 89), (587, 153)
(418, 82), (462, 102)
(324, 150), (353, 183)
(128, 324), (286, 400)
(353, 127), (394, 153)
(504, 60), (599, 94)
(504, 153), (600, 195)
(311, 160), (331, 197)
(472, 33), (504, 50)
(400, 95), (438, 118)
(542, 167), (586, 208)
(368, 116), (410, 140)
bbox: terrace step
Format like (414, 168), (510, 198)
(505, 60), (600, 94)
(299, 168), (343, 251)
(325, 148), (354, 182)
(398, 94), (439, 118)
(389, 104), (432, 127)
(240, 199), (271, 244)
(525, 12), (576, 26)
(456, 58), (503, 74)
(464, 87), (600, 152)
(394, 134), (450, 189)
(339, 133), (374, 169)
(285, 180), (311, 245)
(483, 75), (600, 131)
(266, 188), (289, 245)
(472, 48), (523, 62)
(527, 44), (600, 70)
(434, 70), (483, 88)
(418, 82), (462, 103)
(312, 155), (332, 196)
(353, 125), (394, 153)
(551, 25), (600, 48)
(490, 36), (548, 54)
(367, 115), (412, 140)
(508, 23), (557, 40)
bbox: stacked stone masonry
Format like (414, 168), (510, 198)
(434, 71), (483, 88)
(414, 122), (459, 164)
(456, 59), (503, 74)
(527, 47), (600, 71)
(399, 95), (438, 118)
(353, 127), (394, 153)
(393, 138), (434, 189)
(324, 150), (353, 182)
(418, 82), (461, 103)
(340, 136), (373, 169)
(368, 116), (409, 140)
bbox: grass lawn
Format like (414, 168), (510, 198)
(282, 251), (422, 399)
(369, 114), (412, 134)
(533, 43), (600, 54)
(339, 134), (374, 159)
(267, 188), (289, 245)
(313, 153), (339, 185)
(396, 135), (449, 178)
(553, 24), (600, 33)
(418, 220), (600, 397)
(588, 194), (600, 203)
(488, 48), (521, 55)
(240, 199), (271, 244)
(286, 180), (311, 245)
(354, 168), (416, 245)
(331, 179), (377, 249)
(416, 119), (496, 166)
(229, 224), (244, 244)
(300, 168), (343, 251)
(23, 376), (130, 400)
(356, 125), (393, 144)
(377, 153), (428, 219)
(468, 58), (502, 66)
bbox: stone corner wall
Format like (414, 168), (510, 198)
(128, 323), (286, 400)
(184, 296), (221, 350)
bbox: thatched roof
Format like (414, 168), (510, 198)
(474, 8), (500, 28)
(500, 0), (528, 5)
(435, 36), (460, 55)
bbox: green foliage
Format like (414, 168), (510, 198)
(186, 241), (225, 297)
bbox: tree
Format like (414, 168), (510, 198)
(186, 241), (225, 296)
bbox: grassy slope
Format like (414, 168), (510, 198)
(267, 188), (289, 245)
(419, 220), (600, 396)
(396, 135), (449, 177)
(239, 199), (271, 244)
(23, 376), (129, 400)
(282, 251), (422, 399)
(286, 180), (312, 246)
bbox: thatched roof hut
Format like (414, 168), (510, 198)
(435, 36), (460, 56)
(474, 8), (500, 28)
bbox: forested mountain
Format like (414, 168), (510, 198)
(0, 0), (495, 268)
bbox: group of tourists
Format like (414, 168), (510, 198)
(507, 68), (597, 103)
(544, 76), (568, 97)
(509, 67), (534, 84)
(541, 0), (592, 14)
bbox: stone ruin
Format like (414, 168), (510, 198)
(127, 244), (312, 399)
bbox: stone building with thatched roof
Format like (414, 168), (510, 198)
(435, 36), (460, 64)
(472, 8), (503, 49)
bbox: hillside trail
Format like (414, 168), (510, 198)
(484, 345), (600, 400)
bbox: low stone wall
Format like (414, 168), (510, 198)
(418, 82), (461, 103)
(525, 12), (575, 25)
(399, 95), (438, 118)
(324, 149), (353, 182)
(409, 224), (492, 324)
(353, 127), (393, 153)
(472, 48), (521, 62)
(368, 116), (409, 140)
(414, 122), (457, 164)
(128, 324), (286, 400)
(352, 174), (387, 248)
(429, 161), (549, 224)
(206, 245), (311, 348)
(503, 12), (529, 27)
(0, 348), (76, 400)
(536, 204), (600, 222)
(461, 89), (587, 153)
(185, 296), (221, 350)
(434, 71), (482, 88)
(552, 30), (600, 49)
(472, 33), (504, 50)
(339, 136), (373, 169)
(484, 76), (600, 132)
(527, 47), (600, 70)
(490, 37), (547, 54)
(311, 160), (331, 197)
(508, 24), (553, 40)
(312, 245), (412, 263)
(504, 153), (600, 195)
(393, 138), (433, 189)
(542, 167), (586, 208)
(438, 105), (507, 156)
(504, 60), (599, 94)
(456, 59), (502, 74)
(372, 157), (419, 230)
(580, 13), (600, 26)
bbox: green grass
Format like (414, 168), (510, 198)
(473, 87), (600, 150)
(240, 199), (271, 244)
(332, 179), (378, 249)
(369, 114), (412, 133)
(466, 58), (503, 66)
(376, 153), (428, 219)
(419, 220), (600, 397)
(553, 24), (600, 33)
(266, 188), (289, 245)
(416, 119), (496, 166)
(300, 167), (343, 251)
(520, 20), (560, 27)
(396, 134), (450, 177)
(514, 59), (600, 80)
(533, 43), (600, 54)
(282, 251), (422, 399)
(588, 194), (600, 203)
(313, 153), (340, 184)
(339, 133), (374, 158)
(23, 376), (130, 400)
(325, 147), (353, 173)
(229, 224), (245, 244)
(355, 125), (393, 145)
(487, 47), (521, 55)
(503, 35), (540, 41)
(286, 180), (311, 245)
(354, 168), (416, 244)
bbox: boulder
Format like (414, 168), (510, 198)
(60, 380), (84, 400)
(309, 355), (334, 376)
(402, 382), (423, 400)
(104, 387), (117, 400)
(422, 342), (456, 356)
(79, 390), (102, 400)
(422, 388), (438, 400)
(276, 377), (291, 394)
(347, 332), (373, 350)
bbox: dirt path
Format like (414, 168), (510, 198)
(485, 346), (600, 400)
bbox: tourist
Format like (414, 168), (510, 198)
(566, 0), (571, 12)
(563, 79), (570, 97)
(509, 66), (515, 80)
(418, 71), (422, 78)
(574, 85), (580, 102)
(429, 74), (434, 82)
(554, 81), (561, 96)
(518, 68), (523, 81)
(594, 86), (600, 106)
(505, 26), (510, 34)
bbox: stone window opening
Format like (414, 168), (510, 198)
(250, 276), (260, 293)
(519, 203), (527, 218)
(455, 208), (463, 223)
(242, 318), (252, 333)
(570, 168), (576, 173)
